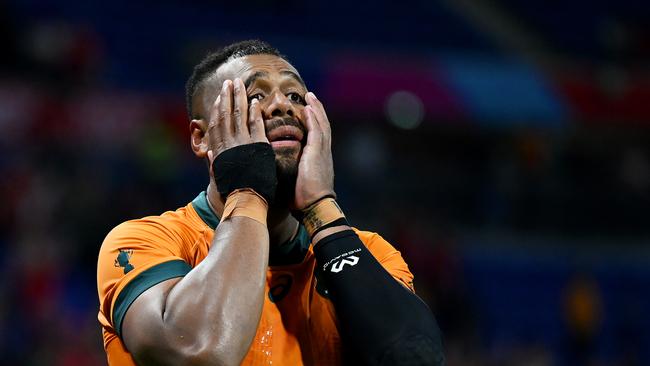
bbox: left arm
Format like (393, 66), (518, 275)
(313, 225), (444, 365)
(294, 93), (445, 366)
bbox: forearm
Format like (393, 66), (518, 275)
(314, 229), (444, 365)
(300, 197), (444, 365)
(159, 216), (269, 365)
(128, 191), (270, 366)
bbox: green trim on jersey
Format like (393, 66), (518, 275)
(113, 259), (191, 337)
(191, 191), (311, 266)
(192, 191), (220, 229)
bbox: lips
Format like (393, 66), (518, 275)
(266, 125), (304, 143)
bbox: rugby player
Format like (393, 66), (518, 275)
(97, 40), (444, 365)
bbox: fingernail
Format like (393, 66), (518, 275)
(307, 92), (317, 100)
(223, 80), (231, 89)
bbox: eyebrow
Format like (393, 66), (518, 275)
(243, 70), (306, 89)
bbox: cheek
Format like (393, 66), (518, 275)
(297, 107), (310, 133)
(296, 106), (307, 121)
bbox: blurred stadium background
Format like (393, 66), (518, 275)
(1, 0), (649, 365)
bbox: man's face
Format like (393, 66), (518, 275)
(195, 54), (308, 204)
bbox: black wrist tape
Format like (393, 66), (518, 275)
(213, 142), (277, 204)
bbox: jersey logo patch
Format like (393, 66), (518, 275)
(114, 249), (134, 274)
(330, 255), (359, 273)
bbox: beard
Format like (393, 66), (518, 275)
(272, 147), (299, 208)
(265, 116), (305, 209)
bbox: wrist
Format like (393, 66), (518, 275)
(301, 197), (348, 237)
(213, 143), (278, 204)
(222, 189), (269, 226)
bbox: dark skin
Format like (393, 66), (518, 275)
(121, 54), (349, 366)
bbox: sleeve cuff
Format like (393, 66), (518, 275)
(113, 259), (191, 337)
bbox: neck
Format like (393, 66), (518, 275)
(206, 182), (298, 246)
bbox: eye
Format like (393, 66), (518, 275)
(248, 93), (264, 102)
(287, 92), (305, 105)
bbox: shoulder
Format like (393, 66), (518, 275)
(101, 204), (203, 254)
(352, 228), (415, 291)
(97, 205), (198, 333)
(97, 204), (203, 292)
(352, 228), (396, 260)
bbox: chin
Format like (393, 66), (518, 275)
(273, 146), (301, 169)
(273, 148), (299, 207)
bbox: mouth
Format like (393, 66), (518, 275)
(266, 124), (304, 149)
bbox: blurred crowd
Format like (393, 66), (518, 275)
(2, 1), (650, 365)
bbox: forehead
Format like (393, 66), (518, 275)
(209, 54), (301, 87)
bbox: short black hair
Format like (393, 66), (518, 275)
(185, 39), (284, 119)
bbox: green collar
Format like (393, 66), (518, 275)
(191, 191), (310, 266)
(192, 191), (220, 229)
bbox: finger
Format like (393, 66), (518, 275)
(233, 78), (249, 139)
(306, 92), (331, 149)
(306, 92), (331, 134)
(208, 94), (221, 130)
(207, 95), (226, 148)
(303, 105), (322, 148)
(248, 99), (268, 143)
(219, 79), (234, 138)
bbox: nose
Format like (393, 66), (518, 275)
(263, 91), (295, 119)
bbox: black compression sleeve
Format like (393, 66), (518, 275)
(314, 230), (445, 366)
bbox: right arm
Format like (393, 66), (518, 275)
(122, 78), (272, 366)
(122, 213), (269, 366)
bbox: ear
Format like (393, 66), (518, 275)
(189, 119), (209, 158)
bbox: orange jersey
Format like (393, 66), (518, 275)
(97, 192), (414, 365)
